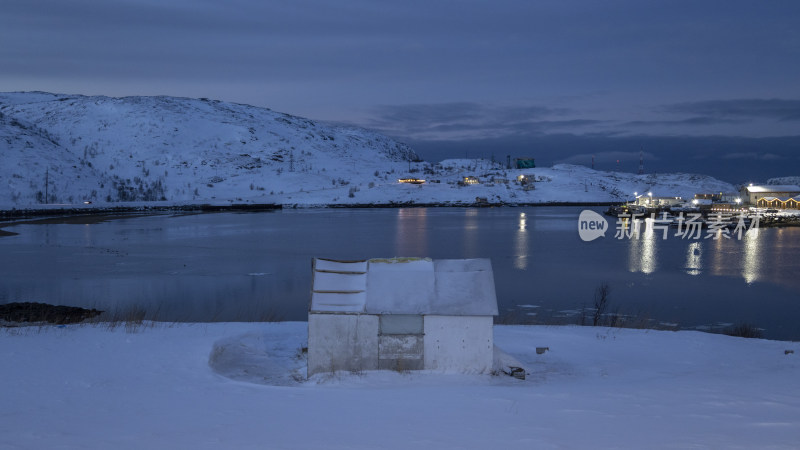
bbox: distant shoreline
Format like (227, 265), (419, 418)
(0, 203), (282, 220)
(0, 201), (622, 220)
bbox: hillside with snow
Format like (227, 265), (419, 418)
(768, 176), (800, 186)
(1, 92), (735, 209)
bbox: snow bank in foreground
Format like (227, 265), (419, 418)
(2, 322), (798, 449)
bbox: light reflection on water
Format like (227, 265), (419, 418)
(463, 208), (479, 258)
(620, 217), (776, 284)
(627, 219), (657, 274)
(741, 228), (761, 283)
(514, 212), (528, 270)
(686, 242), (702, 276)
(396, 208), (428, 257)
(709, 233), (726, 278)
(1, 207), (799, 339)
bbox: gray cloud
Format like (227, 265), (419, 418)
(4, 0), (800, 125)
(624, 117), (743, 127)
(722, 152), (785, 161)
(663, 99), (800, 122)
(554, 151), (659, 167)
(364, 102), (601, 140)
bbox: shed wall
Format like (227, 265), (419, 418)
(307, 314), (379, 376)
(423, 315), (493, 373)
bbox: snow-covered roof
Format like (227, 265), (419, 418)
(310, 257), (498, 316)
(745, 185), (800, 193)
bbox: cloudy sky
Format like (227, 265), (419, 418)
(2, 0), (800, 182)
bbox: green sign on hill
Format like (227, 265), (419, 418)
(516, 158), (536, 169)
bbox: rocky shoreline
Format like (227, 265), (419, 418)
(0, 302), (103, 325)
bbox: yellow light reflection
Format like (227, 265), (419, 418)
(395, 208), (428, 257)
(709, 233), (726, 277)
(640, 220), (656, 274)
(463, 208), (479, 257)
(628, 217), (656, 274)
(514, 212), (528, 270)
(741, 227), (761, 283)
(82, 223), (94, 247)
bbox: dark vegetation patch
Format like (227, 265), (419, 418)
(0, 302), (103, 325)
(722, 323), (764, 339)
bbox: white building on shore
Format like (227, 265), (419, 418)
(741, 185), (800, 205)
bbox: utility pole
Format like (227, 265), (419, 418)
(638, 151), (644, 175)
(45, 168), (49, 204)
(591, 155), (595, 170)
(289, 150), (295, 172)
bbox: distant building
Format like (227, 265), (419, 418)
(634, 195), (683, 207)
(741, 185), (800, 205)
(461, 176), (480, 185)
(695, 193), (722, 201)
(398, 177), (425, 184)
(694, 192), (743, 212)
(756, 195), (800, 210)
(307, 258), (498, 377)
(720, 192), (741, 204)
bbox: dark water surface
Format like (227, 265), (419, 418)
(1, 207), (799, 340)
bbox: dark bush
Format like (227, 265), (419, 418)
(724, 323), (763, 339)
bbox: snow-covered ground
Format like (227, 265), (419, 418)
(1, 92), (737, 209)
(2, 322), (798, 449)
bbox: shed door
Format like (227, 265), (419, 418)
(378, 315), (424, 371)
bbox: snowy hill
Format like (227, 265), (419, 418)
(0, 92), (416, 208)
(767, 176), (800, 186)
(1, 92), (735, 209)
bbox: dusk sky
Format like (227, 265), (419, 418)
(2, 0), (800, 183)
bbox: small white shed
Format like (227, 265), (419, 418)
(307, 257), (498, 377)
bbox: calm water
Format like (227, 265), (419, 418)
(1, 207), (799, 340)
